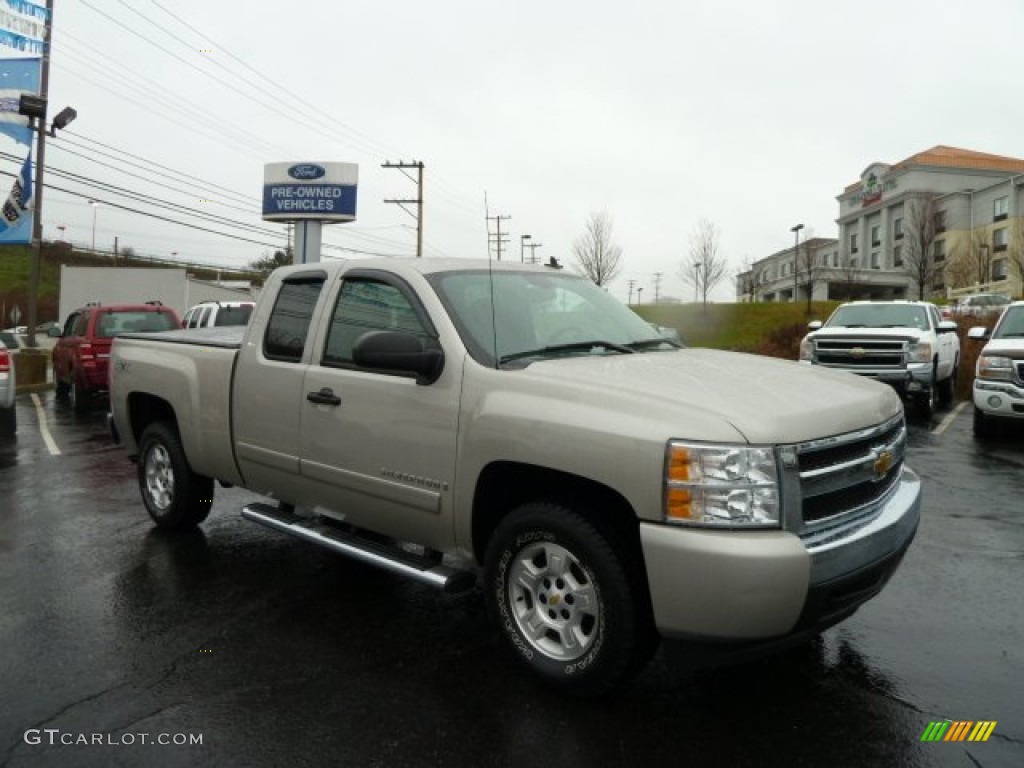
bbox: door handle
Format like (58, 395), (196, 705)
(306, 387), (342, 406)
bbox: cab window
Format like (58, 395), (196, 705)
(322, 278), (433, 368)
(264, 276), (325, 362)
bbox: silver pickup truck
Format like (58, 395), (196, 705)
(110, 258), (921, 695)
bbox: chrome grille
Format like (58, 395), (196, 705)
(793, 415), (907, 530)
(813, 339), (905, 369)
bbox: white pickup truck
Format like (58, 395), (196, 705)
(110, 258), (921, 695)
(800, 300), (960, 419)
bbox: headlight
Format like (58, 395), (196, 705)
(799, 336), (812, 361)
(977, 355), (1014, 381)
(664, 442), (780, 528)
(906, 341), (932, 364)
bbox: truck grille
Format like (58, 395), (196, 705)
(793, 415), (906, 530)
(814, 339), (905, 369)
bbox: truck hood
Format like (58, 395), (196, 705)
(520, 348), (902, 445)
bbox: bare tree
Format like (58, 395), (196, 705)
(572, 211), (623, 287)
(902, 193), (941, 300)
(948, 231), (992, 290)
(249, 248), (292, 280)
(680, 218), (727, 308)
(831, 254), (862, 301)
(1007, 221), (1024, 294)
(797, 239), (825, 312)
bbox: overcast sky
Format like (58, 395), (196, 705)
(9, 0), (1024, 304)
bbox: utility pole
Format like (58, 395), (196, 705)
(382, 160), (424, 258)
(790, 223), (804, 303)
(652, 272), (663, 304)
(627, 279), (636, 305)
(25, 0), (54, 349)
(487, 213), (510, 261)
(524, 241), (542, 264)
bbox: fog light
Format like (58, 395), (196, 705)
(988, 395), (1003, 408)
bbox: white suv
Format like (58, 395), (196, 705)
(800, 300), (960, 418)
(182, 300), (255, 329)
(968, 301), (1024, 437)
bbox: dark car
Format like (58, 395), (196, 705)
(51, 302), (182, 411)
(0, 335), (15, 435)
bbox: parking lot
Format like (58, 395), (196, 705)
(1, 392), (1021, 768)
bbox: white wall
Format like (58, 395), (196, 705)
(58, 267), (253, 324)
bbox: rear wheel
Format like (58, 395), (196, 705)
(137, 421), (213, 530)
(55, 377), (70, 398)
(69, 375), (90, 413)
(484, 502), (656, 697)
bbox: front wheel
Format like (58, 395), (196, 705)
(483, 502), (655, 696)
(937, 360), (958, 408)
(137, 421), (213, 530)
(973, 407), (996, 439)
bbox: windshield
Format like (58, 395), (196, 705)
(825, 304), (930, 330)
(428, 269), (676, 367)
(992, 306), (1024, 339)
(97, 310), (179, 337)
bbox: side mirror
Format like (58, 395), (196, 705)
(807, 320), (822, 331)
(936, 320), (958, 334)
(967, 326), (989, 340)
(47, 326), (62, 338)
(352, 330), (444, 385)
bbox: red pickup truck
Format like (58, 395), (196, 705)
(51, 302), (181, 411)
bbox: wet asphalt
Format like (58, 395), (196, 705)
(0, 392), (1021, 768)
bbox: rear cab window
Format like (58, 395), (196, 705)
(264, 275), (326, 362)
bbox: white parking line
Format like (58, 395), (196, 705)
(933, 401), (967, 436)
(30, 393), (62, 456)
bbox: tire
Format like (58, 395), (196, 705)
(973, 407), (996, 439)
(55, 377), (70, 398)
(0, 405), (15, 437)
(937, 359), (957, 408)
(483, 502), (655, 697)
(915, 367), (937, 420)
(137, 421), (213, 530)
(69, 375), (90, 413)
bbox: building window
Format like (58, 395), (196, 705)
(934, 210), (947, 233)
(893, 245), (903, 267)
(994, 227), (1008, 252)
(933, 239), (946, 262)
(994, 196), (1009, 222)
(833, 252), (840, 267)
(992, 259), (1008, 281)
(893, 218), (904, 240)
(871, 252), (880, 269)
(871, 225), (880, 247)
(850, 233), (858, 253)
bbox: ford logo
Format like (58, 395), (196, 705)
(288, 164), (326, 180)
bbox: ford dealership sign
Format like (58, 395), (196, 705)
(263, 161), (358, 222)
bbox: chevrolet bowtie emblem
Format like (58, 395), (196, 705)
(872, 449), (894, 481)
(850, 347), (867, 358)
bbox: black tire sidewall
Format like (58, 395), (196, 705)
(484, 503), (637, 696)
(137, 422), (212, 530)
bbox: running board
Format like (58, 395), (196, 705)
(241, 503), (476, 594)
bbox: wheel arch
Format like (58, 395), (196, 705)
(471, 461), (645, 570)
(127, 392), (179, 449)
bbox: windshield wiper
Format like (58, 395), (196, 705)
(499, 340), (635, 364)
(626, 337), (683, 350)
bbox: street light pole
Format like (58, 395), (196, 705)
(89, 200), (99, 251)
(520, 234), (531, 263)
(791, 223), (804, 302)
